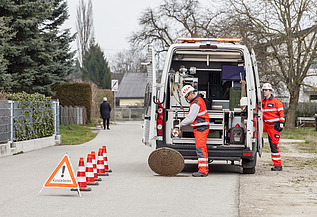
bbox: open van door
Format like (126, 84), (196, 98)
(142, 83), (153, 146)
(142, 45), (157, 146)
(251, 49), (263, 156)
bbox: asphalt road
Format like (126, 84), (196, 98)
(0, 121), (240, 217)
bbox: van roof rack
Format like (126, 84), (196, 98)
(177, 38), (240, 44)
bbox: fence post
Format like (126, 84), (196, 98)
(76, 106), (79, 124)
(52, 100), (56, 137)
(78, 107), (82, 125)
(129, 108), (131, 120)
(56, 100), (59, 135)
(8, 100), (13, 147)
(52, 99), (60, 137)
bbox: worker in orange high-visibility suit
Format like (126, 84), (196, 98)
(173, 85), (209, 177)
(261, 83), (284, 171)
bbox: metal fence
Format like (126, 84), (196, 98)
(60, 105), (87, 125)
(0, 100), (59, 147)
(284, 102), (317, 116)
(115, 107), (144, 121)
(296, 102), (317, 116)
(0, 101), (12, 145)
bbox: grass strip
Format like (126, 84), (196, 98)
(59, 125), (98, 145)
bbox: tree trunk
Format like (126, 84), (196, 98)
(285, 86), (300, 129)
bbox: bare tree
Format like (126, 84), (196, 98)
(129, 0), (227, 53)
(110, 47), (147, 74)
(76, 0), (94, 65)
(230, 0), (317, 128)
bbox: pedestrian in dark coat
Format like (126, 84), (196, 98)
(100, 97), (111, 130)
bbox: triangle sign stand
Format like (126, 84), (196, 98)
(39, 154), (81, 197)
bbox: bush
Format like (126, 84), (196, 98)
(54, 83), (92, 122)
(7, 92), (54, 141)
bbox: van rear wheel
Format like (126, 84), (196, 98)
(242, 153), (257, 174)
(243, 167), (255, 174)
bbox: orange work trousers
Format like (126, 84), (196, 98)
(263, 123), (282, 167)
(194, 127), (209, 174)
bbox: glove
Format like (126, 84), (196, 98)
(274, 122), (284, 132)
(172, 125), (181, 137)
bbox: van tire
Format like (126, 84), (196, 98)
(243, 167), (255, 174)
(242, 153), (257, 174)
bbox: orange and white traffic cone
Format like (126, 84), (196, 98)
(71, 157), (92, 191)
(91, 151), (102, 181)
(97, 148), (109, 176)
(86, 154), (99, 185)
(102, 145), (112, 173)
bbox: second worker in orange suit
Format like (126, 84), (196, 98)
(262, 83), (284, 171)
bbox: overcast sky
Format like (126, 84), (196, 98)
(64, 0), (211, 59)
(64, 0), (162, 58)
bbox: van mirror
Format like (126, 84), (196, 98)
(240, 97), (248, 106)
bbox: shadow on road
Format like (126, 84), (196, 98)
(154, 174), (190, 177)
(182, 162), (242, 174)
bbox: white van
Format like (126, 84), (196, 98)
(143, 38), (263, 174)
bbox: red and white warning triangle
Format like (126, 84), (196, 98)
(39, 154), (80, 196)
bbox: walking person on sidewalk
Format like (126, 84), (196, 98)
(262, 83), (284, 171)
(100, 97), (111, 130)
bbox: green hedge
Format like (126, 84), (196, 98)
(7, 92), (54, 141)
(54, 83), (92, 122)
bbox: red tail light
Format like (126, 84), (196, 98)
(253, 114), (257, 138)
(243, 152), (252, 156)
(157, 104), (163, 136)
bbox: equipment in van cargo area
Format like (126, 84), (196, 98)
(143, 38), (263, 175)
(221, 65), (245, 81)
(229, 87), (241, 110)
(230, 126), (245, 144)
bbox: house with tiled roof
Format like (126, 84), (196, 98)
(115, 73), (147, 107)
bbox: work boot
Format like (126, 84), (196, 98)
(271, 166), (283, 171)
(192, 172), (208, 177)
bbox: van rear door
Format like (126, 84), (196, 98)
(142, 45), (157, 147)
(251, 49), (263, 156)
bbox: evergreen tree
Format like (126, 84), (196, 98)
(82, 41), (111, 89)
(0, 0), (75, 95)
(37, 0), (75, 94)
(0, 0), (52, 93)
(0, 16), (14, 89)
(66, 59), (83, 82)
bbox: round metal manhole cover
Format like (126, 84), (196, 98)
(148, 147), (184, 176)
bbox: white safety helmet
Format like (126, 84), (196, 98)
(103, 97), (107, 101)
(262, 83), (273, 90)
(181, 85), (195, 98)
